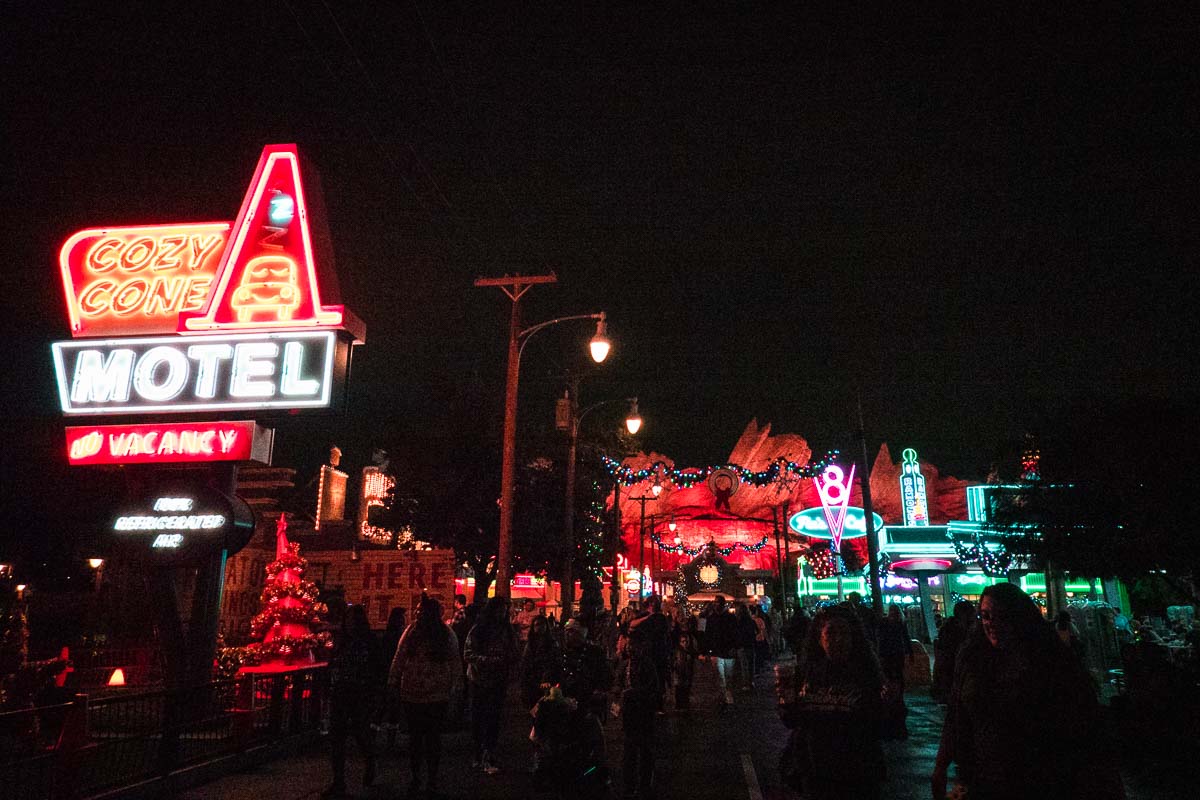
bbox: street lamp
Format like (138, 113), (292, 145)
(557, 390), (642, 616)
(476, 272), (610, 599)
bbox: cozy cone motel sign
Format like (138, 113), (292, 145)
(52, 144), (364, 555)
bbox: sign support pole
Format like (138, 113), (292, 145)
(857, 395), (885, 613)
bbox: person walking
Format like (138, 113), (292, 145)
(734, 603), (758, 692)
(778, 605), (886, 800)
(931, 600), (974, 704)
(464, 597), (518, 775)
(379, 606), (409, 751)
(559, 618), (613, 714)
(325, 604), (380, 798)
(877, 604), (913, 739)
(513, 598), (539, 644)
(620, 634), (660, 799)
(705, 596), (739, 705)
(520, 614), (563, 710)
(628, 595), (671, 709)
(672, 614), (700, 709)
(782, 605), (810, 656)
(389, 595), (459, 798)
(931, 583), (1125, 800)
(752, 605), (771, 675)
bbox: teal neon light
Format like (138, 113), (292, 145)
(789, 507), (884, 540)
(900, 448), (930, 527)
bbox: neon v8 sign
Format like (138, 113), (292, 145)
(53, 331), (345, 415)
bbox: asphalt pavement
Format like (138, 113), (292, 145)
(176, 655), (1181, 800)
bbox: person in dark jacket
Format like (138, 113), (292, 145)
(520, 615), (563, 710)
(672, 615), (700, 709)
(559, 618), (612, 713)
(876, 604), (913, 739)
(628, 595), (671, 709)
(380, 606), (408, 751)
(931, 600), (974, 704)
(704, 596), (739, 705)
(931, 583), (1123, 800)
(734, 603), (759, 691)
(464, 597), (518, 775)
(325, 604), (380, 797)
(782, 606), (810, 655)
(779, 605), (885, 800)
(620, 636), (660, 799)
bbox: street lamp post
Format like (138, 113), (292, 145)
(475, 273), (610, 599)
(557, 388), (642, 617)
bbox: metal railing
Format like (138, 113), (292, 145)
(1, 664), (328, 800)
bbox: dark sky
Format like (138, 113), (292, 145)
(3, 3), (1197, 552)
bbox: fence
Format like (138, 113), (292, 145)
(0, 664), (328, 800)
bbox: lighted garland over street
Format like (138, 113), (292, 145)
(601, 451), (841, 488)
(649, 531), (770, 557)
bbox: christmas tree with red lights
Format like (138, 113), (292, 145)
(250, 515), (331, 665)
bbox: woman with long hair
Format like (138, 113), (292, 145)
(779, 604), (886, 800)
(389, 595), (458, 798)
(931, 583), (1123, 800)
(464, 596), (518, 774)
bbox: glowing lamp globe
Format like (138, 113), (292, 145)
(268, 192), (295, 227)
(588, 317), (611, 363)
(625, 413), (642, 435)
(107, 668), (126, 687)
(651, 481), (663, 498)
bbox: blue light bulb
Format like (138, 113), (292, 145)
(269, 193), (295, 227)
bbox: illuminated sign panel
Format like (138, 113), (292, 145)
(111, 489), (254, 565)
(65, 420), (273, 466)
(181, 145), (345, 334)
(812, 464), (855, 550)
(52, 331), (342, 415)
(789, 507), (885, 540)
(59, 224), (230, 337)
(900, 448), (930, 526)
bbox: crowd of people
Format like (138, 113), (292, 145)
(321, 583), (1129, 800)
(321, 589), (788, 799)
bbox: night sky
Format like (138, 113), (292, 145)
(3, 4), (1196, 559)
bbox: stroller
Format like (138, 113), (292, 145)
(530, 685), (610, 799)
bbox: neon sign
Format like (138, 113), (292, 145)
(788, 507), (884, 540)
(181, 146), (345, 334)
(111, 488), (254, 565)
(52, 330), (343, 415)
(812, 464), (855, 550)
(58, 146), (358, 341)
(900, 448), (930, 527)
(59, 224), (230, 338)
(65, 420), (272, 465)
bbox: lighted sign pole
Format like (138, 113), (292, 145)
(857, 397), (884, 612)
(900, 448), (930, 527)
(474, 273), (609, 599)
(52, 144), (363, 696)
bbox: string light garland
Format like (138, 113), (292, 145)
(948, 531), (1013, 577)
(649, 531), (770, 557)
(602, 452), (841, 489)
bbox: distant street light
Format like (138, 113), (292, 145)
(475, 272), (610, 599)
